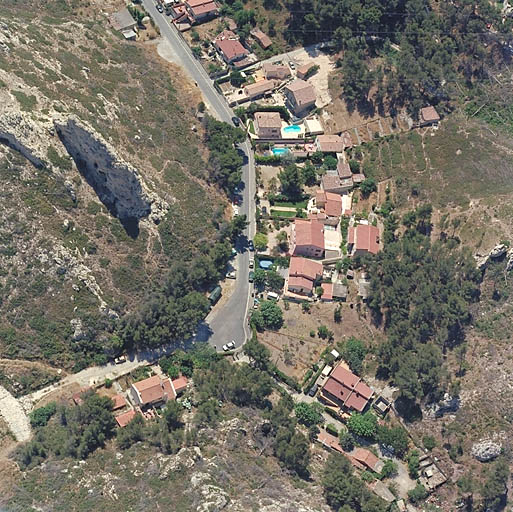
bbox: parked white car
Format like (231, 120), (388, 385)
(222, 341), (236, 351)
(226, 270), (236, 279)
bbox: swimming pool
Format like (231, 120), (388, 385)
(259, 260), (273, 269)
(272, 148), (290, 156)
(283, 124), (302, 134)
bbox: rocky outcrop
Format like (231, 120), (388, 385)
(55, 117), (151, 221)
(424, 393), (460, 419)
(471, 439), (502, 462)
(475, 243), (511, 271)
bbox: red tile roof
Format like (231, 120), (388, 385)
(337, 160), (352, 179)
(294, 219), (324, 250)
(285, 79), (316, 109)
(190, 2), (218, 16)
(420, 105), (440, 123)
(288, 275), (315, 292)
(321, 282), (334, 300)
(112, 394), (127, 410)
(317, 134), (345, 153)
(289, 256), (323, 281)
(133, 375), (176, 406)
(171, 376), (188, 394)
(348, 226), (355, 245)
(322, 364), (373, 412)
(215, 29), (237, 40)
(215, 38), (248, 61)
(352, 448), (383, 472)
(324, 192), (342, 217)
(317, 429), (344, 453)
(251, 28), (272, 48)
(353, 224), (380, 255)
(115, 409), (136, 428)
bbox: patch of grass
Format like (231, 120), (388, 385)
(270, 209), (298, 218)
(12, 90), (37, 111)
(273, 199), (308, 208)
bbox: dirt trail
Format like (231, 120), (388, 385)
(0, 386), (30, 442)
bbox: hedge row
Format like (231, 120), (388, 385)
(302, 363), (325, 394)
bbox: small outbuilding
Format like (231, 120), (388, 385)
(419, 106), (440, 127)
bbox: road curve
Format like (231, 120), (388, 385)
(0, 385), (31, 442)
(142, 1), (255, 350)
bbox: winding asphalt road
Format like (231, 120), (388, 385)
(141, 0), (255, 350)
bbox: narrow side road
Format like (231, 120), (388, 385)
(142, 0), (256, 350)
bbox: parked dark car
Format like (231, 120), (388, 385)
(308, 384), (319, 397)
(232, 116), (240, 126)
(248, 240), (254, 251)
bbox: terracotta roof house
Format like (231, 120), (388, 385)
(290, 219), (325, 258)
(296, 62), (317, 80)
(352, 448), (384, 473)
(254, 111), (282, 138)
(337, 160), (352, 179)
(115, 409), (137, 428)
(322, 172), (353, 195)
(251, 28), (272, 48)
(171, 376), (188, 395)
(111, 394), (127, 411)
(262, 62), (291, 80)
(348, 224), (380, 256)
(315, 190), (342, 221)
(287, 256), (323, 295)
(320, 282), (334, 301)
(316, 134), (345, 154)
(109, 8), (137, 32)
(214, 34), (249, 64)
(244, 79), (276, 100)
(320, 364), (373, 413)
(419, 106), (440, 126)
(351, 173), (366, 185)
(185, 0), (219, 23)
(130, 375), (176, 409)
(317, 429), (344, 453)
(283, 79), (316, 117)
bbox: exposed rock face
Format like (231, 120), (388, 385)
(424, 393), (460, 419)
(471, 439), (502, 462)
(55, 117), (152, 222)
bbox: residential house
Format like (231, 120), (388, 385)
(287, 256), (323, 295)
(314, 190), (342, 226)
(290, 219), (325, 258)
(341, 131), (353, 149)
(171, 376), (189, 395)
(112, 394), (127, 411)
(283, 79), (316, 117)
(419, 105), (440, 126)
(316, 134), (345, 154)
(115, 409), (137, 428)
(352, 448), (384, 473)
(244, 79), (276, 101)
(347, 224), (380, 256)
(109, 8), (137, 39)
(130, 375), (176, 409)
(337, 160), (352, 179)
(254, 111), (282, 138)
(225, 17), (237, 31)
(351, 173), (366, 185)
(185, 0), (219, 24)
(214, 31), (249, 65)
(317, 429), (344, 454)
(320, 363), (374, 413)
(251, 28), (272, 49)
(262, 62), (291, 80)
(321, 172), (353, 195)
(320, 282), (334, 301)
(296, 62), (316, 80)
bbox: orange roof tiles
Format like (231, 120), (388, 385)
(215, 38), (248, 61)
(353, 224), (380, 255)
(112, 394), (127, 410)
(420, 105), (440, 123)
(317, 134), (345, 153)
(171, 376), (188, 394)
(294, 219), (324, 250)
(115, 409), (136, 428)
(289, 256), (323, 280)
(321, 282), (334, 300)
(251, 28), (272, 48)
(352, 448), (383, 472)
(133, 375), (176, 406)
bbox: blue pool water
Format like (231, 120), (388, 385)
(283, 124), (302, 134)
(272, 148), (290, 156)
(259, 260), (273, 269)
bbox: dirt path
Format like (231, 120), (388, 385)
(0, 386), (30, 442)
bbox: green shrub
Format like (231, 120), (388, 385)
(29, 402), (57, 427)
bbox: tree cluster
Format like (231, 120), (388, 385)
(368, 206), (481, 405)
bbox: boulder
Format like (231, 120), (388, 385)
(471, 440), (502, 462)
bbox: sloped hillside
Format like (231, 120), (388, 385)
(0, 0), (222, 374)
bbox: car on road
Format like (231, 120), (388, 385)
(249, 271), (255, 282)
(114, 355), (127, 364)
(232, 116), (240, 126)
(248, 240), (254, 251)
(233, 205), (239, 215)
(226, 270), (236, 279)
(249, 259), (254, 269)
(222, 341), (236, 351)
(156, 4), (164, 12)
(289, 61), (295, 69)
(308, 384), (319, 397)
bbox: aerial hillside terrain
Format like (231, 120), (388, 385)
(0, 0), (224, 381)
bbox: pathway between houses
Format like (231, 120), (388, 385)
(0, 385), (30, 442)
